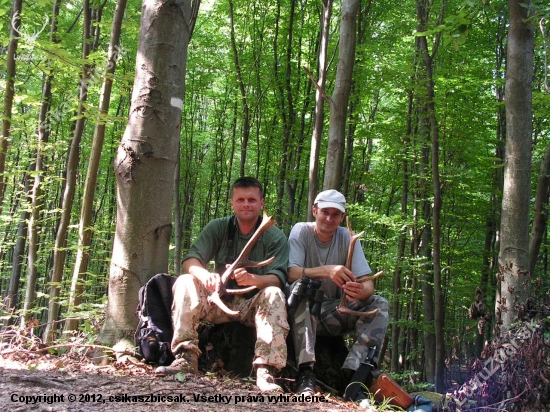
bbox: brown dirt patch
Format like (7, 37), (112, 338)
(0, 347), (363, 411)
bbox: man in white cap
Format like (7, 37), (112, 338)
(287, 189), (389, 406)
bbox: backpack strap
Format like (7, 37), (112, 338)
(227, 214), (237, 259)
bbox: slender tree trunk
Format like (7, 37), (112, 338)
(271, 0), (296, 222)
(323, 0), (359, 190)
(529, 142), (550, 275)
(342, 0), (372, 200)
(418, 33), (445, 394)
(415, 0), (445, 391)
(497, 0), (533, 335)
(228, 0), (250, 177)
(63, 0), (127, 336)
(5, 169), (31, 322)
(391, 90), (413, 373)
(0, 0), (23, 213)
(483, 21), (506, 345)
(22, 0), (61, 327)
(416, 102), (436, 384)
(277, 0), (296, 227)
(48, 0), (93, 334)
(98, 0), (194, 347)
(307, 0), (332, 221)
(408, 219), (421, 374)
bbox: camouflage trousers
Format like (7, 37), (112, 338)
(171, 274), (289, 370)
(288, 281), (389, 371)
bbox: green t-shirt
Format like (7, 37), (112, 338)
(183, 215), (289, 288)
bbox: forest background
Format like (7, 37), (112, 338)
(0, 0), (549, 398)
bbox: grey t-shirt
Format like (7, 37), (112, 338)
(288, 222), (371, 299)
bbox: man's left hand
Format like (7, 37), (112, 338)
(233, 267), (256, 287)
(342, 281), (366, 302)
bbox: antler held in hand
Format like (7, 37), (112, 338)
(336, 217), (382, 317)
(207, 211), (276, 317)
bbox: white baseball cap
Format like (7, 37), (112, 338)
(314, 189), (346, 213)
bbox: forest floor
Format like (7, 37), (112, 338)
(0, 343), (375, 412)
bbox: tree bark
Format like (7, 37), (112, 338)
(0, 0), (23, 213)
(497, 0), (533, 335)
(98, 0), (194, 346)
(323, 0), (358, 190)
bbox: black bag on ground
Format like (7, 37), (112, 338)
(134, 273), (177, 366)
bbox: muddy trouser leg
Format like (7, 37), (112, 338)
(238, 286), (289, 370)
(171, 274), (235, 356)
(317, 295), (389, 371)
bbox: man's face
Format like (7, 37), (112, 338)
(231, 186), (264, 223)
(312, 206), (345, 238)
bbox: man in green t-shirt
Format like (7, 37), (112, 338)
(156, 177), (289, 392)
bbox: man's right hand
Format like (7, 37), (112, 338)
(327, 265), (356, 287)
(183, 258), (221, 292)
(202, 271), (221, 291)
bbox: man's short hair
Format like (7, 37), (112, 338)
(231, 176), (264, 199)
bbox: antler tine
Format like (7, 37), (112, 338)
(209, 293), (240, 317)
(207, 211), (277, 317)
(338, 307), (379, 317)
(337, 218), (381, 317)
(357, 270), (383, 283)
(219, 211), (276, 284)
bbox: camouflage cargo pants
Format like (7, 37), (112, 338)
(171, 274), (289, 370)
(288, 281), (389, 371)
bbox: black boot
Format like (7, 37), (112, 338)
(294, 364), (317, 395)
(344, 365), (376, 402)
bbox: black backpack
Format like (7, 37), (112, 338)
(134, 273), (177, 365)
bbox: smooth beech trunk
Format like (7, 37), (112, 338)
(99, 0), (193, 345)
(497, 0), (534, 335)
(323, 0), (358, 190)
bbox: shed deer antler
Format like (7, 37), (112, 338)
(207, 211), (276, 317)
(336, 217), (383, 317)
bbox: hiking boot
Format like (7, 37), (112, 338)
(155, 350), (198, 375)
(256, 365), (283, 392)
(294, 368), (317, 395)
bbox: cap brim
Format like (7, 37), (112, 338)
(316, 201), (345, 213)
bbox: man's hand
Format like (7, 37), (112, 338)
(342, 278), (374, 302)
(342, 281), (364, 302)
(233, 267), (256, 287)
(183, 258), (221, 292)
(327, 265), (356, 287)
(202, 271), (221, 292)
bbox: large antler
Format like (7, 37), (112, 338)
(207, 211), (276, 317)
(336, 217), (383, 317)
